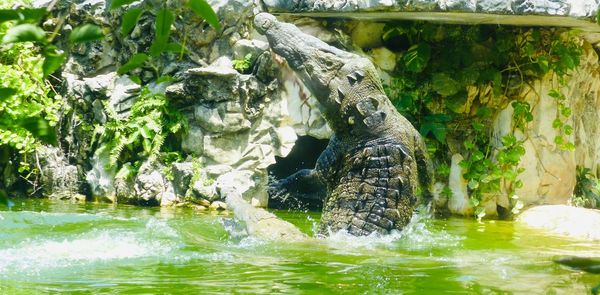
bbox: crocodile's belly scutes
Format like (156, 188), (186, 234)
(319, 141), (417, 236)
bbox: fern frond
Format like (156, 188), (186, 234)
(148, 133), (165, 162)
(109, 135), (127, 168)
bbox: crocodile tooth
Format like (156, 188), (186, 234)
(334, 96), (342, 104)
(347, 73), (357, 84)
(354, 70), (365, 80)
(337, 87), (345, 100)
(348, 116), (355, 125)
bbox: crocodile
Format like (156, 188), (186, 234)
(255, 13), (432, 236)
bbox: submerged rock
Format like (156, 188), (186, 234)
(517, 205), (600, 240)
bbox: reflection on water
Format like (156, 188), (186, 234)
(0, 199), (598, 294)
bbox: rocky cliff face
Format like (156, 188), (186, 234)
(23, 0), (600, 215)
(27, 0), (332, 208)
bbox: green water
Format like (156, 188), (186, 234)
(0, 199), (598, 294)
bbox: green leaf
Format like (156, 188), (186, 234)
(560, 106), (572, 117)
(188, 0), (221, 31)
(117, 53), (148, 75)
(537, 56), (550, 74)
(564, 124), (573, 135)
(2, 24), (46, 44)
(402, 44), (431, 73)
(0, 8), (46, 23)
(110, 0), (137, 9)
(471, 150), (484, 161)
(0, 189), (11, 207)
(164, 42), (185, 53)
(0, 88), (17, 101)
(382, 26), (405, 42)
(42, 46), (65, 77)
(19, 117), (57, 145)
(432, 73), (460, 96)
(70, 24), (103, 43)
(121, 7), (144, 36)
(468, 179), (480, 190)
(149, 8), (175, 57)
(554, 136), (564, 145)
(552, 118), (563, 129)
(475, 206), (486, 220)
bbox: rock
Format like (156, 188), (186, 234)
(431, 181), (448, 209)
(83, 72), (116, 95)
(49, 193), (87, 202)
(232, 39), (269, 61)
(262, 0), (600, 19)
(205, 164), (233, 177)
(210, 200), (228, 210)
(517, 205), (600, 240)
(447, 153), (472, 215)
(370, 47), (396, 72)
(108, 75), (140, 119)
(91, 99), (107, 123)
(160, 183), (180, 206)
(203, 134), (244, 165)
(171, 162), (194, 196)
(134, 169), (165, 204)
(351, 22), (385, 49)
(197, 198), (211, 207)
(273, 126), (298, 157)
(278, 64), (333, 139)
(37, 146), (82, 201)
(166, 59), (240, 106)
(192, 204), (207, 211)
(192, 180), (218, 201)
(86, 148), (116, 202)
(181, 125), (205, 156)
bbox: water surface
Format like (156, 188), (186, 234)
(0, 199), (598, 294)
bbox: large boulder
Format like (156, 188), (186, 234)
(517, 205), (600, 240)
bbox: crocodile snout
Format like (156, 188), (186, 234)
(254, 13), (277, 34)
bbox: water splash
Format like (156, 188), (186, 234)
(322, 205), (462, 252)
(0, 216), (180, 277)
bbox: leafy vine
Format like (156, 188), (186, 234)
(380, 22), (583, 217)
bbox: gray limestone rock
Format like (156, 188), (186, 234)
(181, 125), (205, 155)
(171, 162), (194, 196)
(263, 0), (599, 17)
(37, 146), (82, 201)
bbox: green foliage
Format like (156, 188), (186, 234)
(0, 5), (106, 190)
(382, 23), (582, 216)
(116, 0), (220, 74)
(187, 0), (221, 31)
(573, 167), (600, 209)
(110, 0), (137, 10)
(105, 1), (219, 181)
(2, 23), (45, 43)
(69, 24), (103, 43)
(121, 7), (144, 35)
(93, 84), (188, 173)
(232, 53), (253, 74)
(149, 8), (175, 57)
(118, 53), (148, 75)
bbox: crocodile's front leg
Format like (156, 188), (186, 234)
(269, 136), (343, 207)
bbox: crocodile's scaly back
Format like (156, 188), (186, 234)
(256, 13), (432, 236)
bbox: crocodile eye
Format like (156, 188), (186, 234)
(254, 13), (275, 33)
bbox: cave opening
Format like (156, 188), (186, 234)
(267, 135), (330, 210)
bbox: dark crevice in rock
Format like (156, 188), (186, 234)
(267, 135), (329, 210)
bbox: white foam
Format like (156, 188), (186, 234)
(0, 222), (178, 276)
